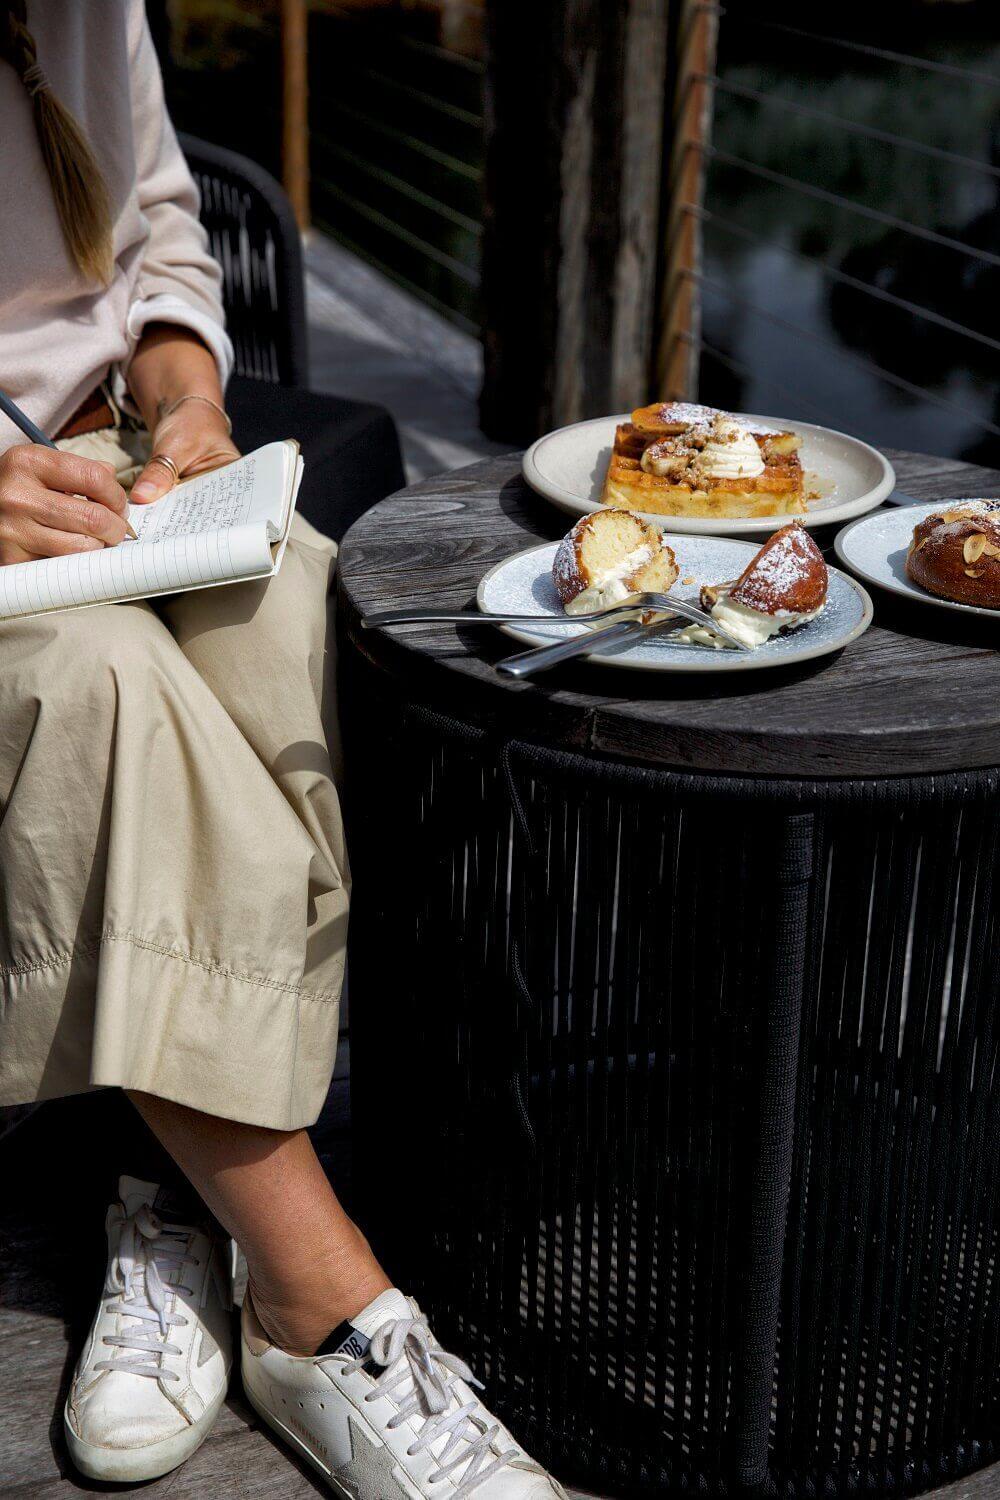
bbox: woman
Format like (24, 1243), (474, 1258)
(0, 5), (565, 1495)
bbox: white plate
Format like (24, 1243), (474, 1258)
(835, 500), (1000, 619)
(477, 538), (873, 674)
(521, 412), (896, 536)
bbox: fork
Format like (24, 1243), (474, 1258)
(362, 593), (652, 629)
(494, 591), (751, 677)
(361, 591), (741, 640)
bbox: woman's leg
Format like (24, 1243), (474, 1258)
(128, 1090), (390, 1355)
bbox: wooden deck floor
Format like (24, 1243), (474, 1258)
(304, 233), (507, 484)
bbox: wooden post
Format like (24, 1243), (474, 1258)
(656, 0), (719, 400)
(282, 0), (310, 229)
(480, 0), (672, 445)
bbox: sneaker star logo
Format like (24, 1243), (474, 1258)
(334, 1416), (411, 1499)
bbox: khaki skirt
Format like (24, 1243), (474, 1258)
(0, 426), (349, 1130)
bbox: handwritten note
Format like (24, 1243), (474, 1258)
(130, 457), (258, 542)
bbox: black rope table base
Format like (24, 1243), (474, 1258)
(342, 650), (1000, 1499)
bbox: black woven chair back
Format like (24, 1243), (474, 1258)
(179, 135), (308, 387)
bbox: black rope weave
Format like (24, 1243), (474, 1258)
(342, 650), (1000, 1497)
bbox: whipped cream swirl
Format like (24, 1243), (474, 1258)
(697, 416), (764, 481)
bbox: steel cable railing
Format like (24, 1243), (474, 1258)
(679, 331), (847, 433)
(702, 72), (1000, 186)
(317, 136), (482, 236)
(713, 7), (1000, 90)
(316, 0), (486, 77)
(687, 204), (1000, 360)
(671, 8), (1000, 447)
(686, 268), (1000, 443)
(309, 162), (481, 285)
(700, 147), (1000, 273)
(309, 0), (483, 329)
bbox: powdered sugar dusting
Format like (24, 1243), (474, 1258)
(651, 402), (789, 438)
(551, 513), (672, 607)
(655, 402), (716, 430)
(934, 499), (1000, 522)
(552, 528), (583, 603)
(731, 525), (827, 614)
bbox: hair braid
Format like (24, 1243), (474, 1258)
(0, 0), (113, 284)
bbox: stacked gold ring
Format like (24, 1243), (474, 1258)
(148, 453), (181, 486)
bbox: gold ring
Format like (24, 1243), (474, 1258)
(149, 453), (181, 486)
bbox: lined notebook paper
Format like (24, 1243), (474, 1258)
(0, 441), (303, 621)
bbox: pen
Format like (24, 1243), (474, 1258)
(0, 386), (139, 541)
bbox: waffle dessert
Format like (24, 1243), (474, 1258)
(906, 501), (1000, 608)
(602, 401), (805, 519)
(691, 522), (828, 649)
(553, 510), (678, 616)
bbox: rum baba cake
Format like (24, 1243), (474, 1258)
(602, 401), (806, 519)
(553, 509), (678, 616)
(906, 500), (1000, 608)
(686, 522), (828, 649)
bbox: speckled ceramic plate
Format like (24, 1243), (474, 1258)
(521, 413), (895, 536)
(477, 537), (873, 674)
(836, 500), (1000, 619)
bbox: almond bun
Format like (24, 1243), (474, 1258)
(906, 501), (1000, 608)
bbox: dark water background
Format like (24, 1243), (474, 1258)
(701, 3), (1000, 466)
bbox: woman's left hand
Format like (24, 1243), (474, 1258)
(130, 399), (240, 505)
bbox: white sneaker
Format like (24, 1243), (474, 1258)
(64, 1175), (235, 1482)
(242, 1287), (567, 1498)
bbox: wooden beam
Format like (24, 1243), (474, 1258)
(480, 0), (672, 445)
(656, 0), (719, 400)
(282, 0), (310, 229)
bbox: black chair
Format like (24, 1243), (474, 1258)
(179, 134), (405, 542)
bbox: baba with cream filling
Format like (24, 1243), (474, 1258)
(603, 401), (805, 519)
(686, 522), (828, 649)
(553, 510), (679, 617)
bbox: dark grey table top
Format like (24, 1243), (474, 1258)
(337, 447), (1000, 778)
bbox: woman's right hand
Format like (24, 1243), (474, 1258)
(0, 444), (129, 565)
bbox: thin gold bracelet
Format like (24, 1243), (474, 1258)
(158, 393), (233, 435)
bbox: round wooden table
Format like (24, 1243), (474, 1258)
(338, 448), (1000, 1499)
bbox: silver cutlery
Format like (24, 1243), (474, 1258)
(363, 591), (746, 649)
(362, 593), (657, 629)
(495, 591), (751, 677)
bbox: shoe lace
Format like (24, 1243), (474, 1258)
(93, 1204), (198, 1381)
(341, 1316), (520, 1499)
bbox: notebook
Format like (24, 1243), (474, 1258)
(0, 440), (303, 621)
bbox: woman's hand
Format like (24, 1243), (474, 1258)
(0, 444), (129, 565)
(130, 399), (240, 505)
(127, 323), (240, 505)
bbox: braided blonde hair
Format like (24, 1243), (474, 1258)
(0, 1), (113, 283)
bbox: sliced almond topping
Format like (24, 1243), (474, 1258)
(965, 567), (984, 578)
(964, 533), (989, 564)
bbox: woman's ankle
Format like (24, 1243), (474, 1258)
(247, 1234), (392, 1356)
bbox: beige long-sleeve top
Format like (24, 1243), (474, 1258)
(0, 0), (232, 450)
